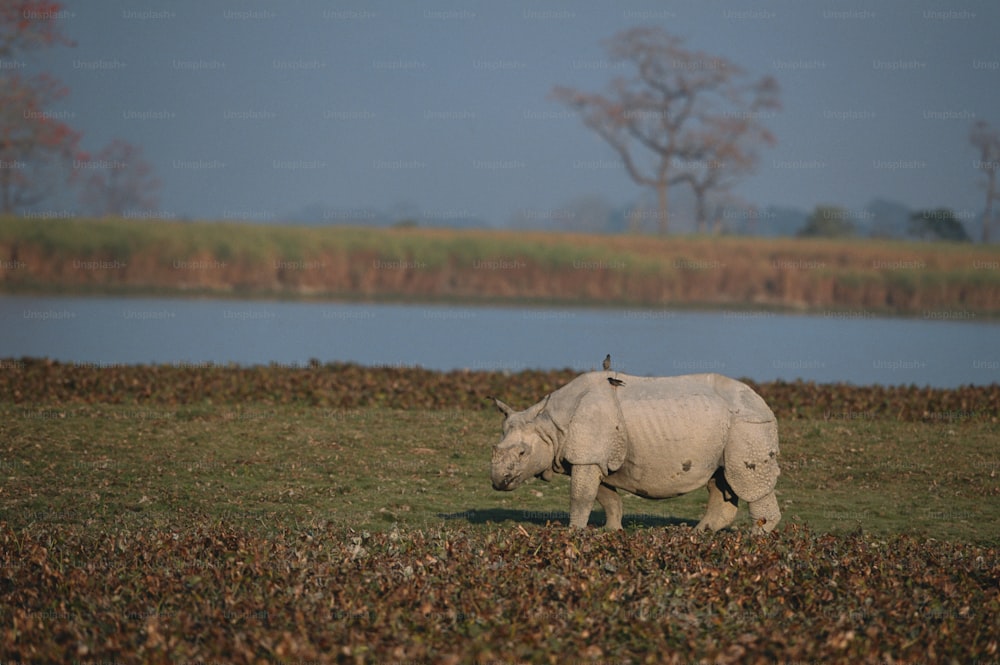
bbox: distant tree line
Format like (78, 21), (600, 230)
(504, 195), (981, 243)
(797, 206), (971, 242)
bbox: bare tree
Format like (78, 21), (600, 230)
(680, 84), (779, 233)
(552, 27), (779, 235)
(78, 139), (160, 217)
(970, 119), (1000, 243)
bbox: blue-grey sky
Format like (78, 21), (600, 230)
(30, 0), (1000, 228)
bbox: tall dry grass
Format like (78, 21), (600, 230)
(1, 216), (998, 315)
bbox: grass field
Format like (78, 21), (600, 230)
(3, 404), (997, 543)
(3, 215), (1000, 316)
(2, 385), (998, 662)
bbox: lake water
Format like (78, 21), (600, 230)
(1, 294), (997, 387)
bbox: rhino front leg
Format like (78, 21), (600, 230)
(568, 464), (603, 528)
(696, 467), (739, 532)
(597, 483), (623, 530)
(748, 492), (781, 534)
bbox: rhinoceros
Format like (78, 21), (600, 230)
(490, 371), (781, 533)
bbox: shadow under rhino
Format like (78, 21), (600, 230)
(437, 508), (697, 529)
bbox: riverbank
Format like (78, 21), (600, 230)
(2, 216), (999, 317)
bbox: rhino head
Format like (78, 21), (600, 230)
(490, 396), (556, 491)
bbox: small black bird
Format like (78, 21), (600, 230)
(602, 354), (611, 371)
(607, 377), (625, 387)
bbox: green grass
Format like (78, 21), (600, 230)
(0, 216), (665, 277)
(3, 215), (997, 275)
(3, 404), (996, 544)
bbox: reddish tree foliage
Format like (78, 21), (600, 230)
(0, 0), (73, 56)
(0, 0), (77, 214)
(78, 139), (161, 217)
(0, 72), (79, 213)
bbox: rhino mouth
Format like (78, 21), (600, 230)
(493, 463), (552, 490)
(492, 477), (517, 491)
(491, 471), (522, 491)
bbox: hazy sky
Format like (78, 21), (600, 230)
(30, 0), (1000, 228)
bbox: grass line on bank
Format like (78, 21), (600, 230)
(3, 215), (1000, 316)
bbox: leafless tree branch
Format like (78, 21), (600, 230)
(552, 27), (780, 235)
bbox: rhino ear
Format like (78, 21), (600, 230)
(490, 397), (515, 418)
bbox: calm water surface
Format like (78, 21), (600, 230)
(1, 294), (997, 387)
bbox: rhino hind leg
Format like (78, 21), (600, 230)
(695, 467), (739, 532)
(597, 483), (623, 530)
